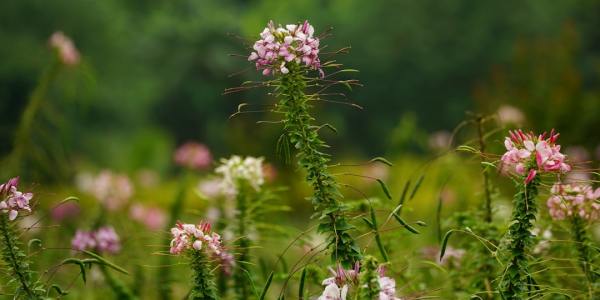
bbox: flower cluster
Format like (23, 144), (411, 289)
(547, 183), (600, 221)
(318, 264), (402, 300)
(78, 171), (134, 211)
(173, 142), (212, 170)
(71, 226), (121, 254)
(248, 20), (322, 76)
(129, 203), (166, 231)
(49, 31), (80, 66)
(169, 221), (234, 272)
(215, 156), (265, 196)
(0, 177), (33, 221)
(500, 129), (571, 184)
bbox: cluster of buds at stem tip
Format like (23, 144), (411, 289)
(248, 20), (323, 77)
(547, 183), (600, 221)
(169, 221), (235, 275)
(500, 129), (571, 184)
(0, 177), (33, 221)
(317, 263), (402, 300)
(49, 31), (80, 66)
(71, 226), (121, 254)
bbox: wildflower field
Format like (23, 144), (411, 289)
(2, 1), (600, 299)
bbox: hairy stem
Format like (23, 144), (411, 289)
(0, 215), (42, 299)
(189, 251), (219, 300)
(499, 176), (539, 299)
(356, 256), (379, 300)
(277, 63), (361, 267)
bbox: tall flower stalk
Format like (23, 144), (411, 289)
(0, 177), (44, 299)
(215, 155), (264, 299)
(498, 130), (570, 299)
(242, 20), (361, 267)
(547, 183), (599, 294)
(169, 221), (233, 300)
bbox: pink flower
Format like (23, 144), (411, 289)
(168, 220), (235, 273)
(51, 202), (80, 222)
(500, 129), (570, 183)
(95, 226), (121, 254)
(0, 177), (33, 221)
(129, 203), (166, 230)
(70, 226), (121, 254)
(49, 31), (80, 66)
(86, 171), (134, 211)
(71, 230), (96, 251)
(547, 183), (600, 221)
(248, 20), (323, 77)
(173, 142), (212, 170)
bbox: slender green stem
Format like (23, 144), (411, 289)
(499, 176), (539, 299)
(0, 215), (42, 299)
(277, 63), (361, 267)
(158, 173), (191, 300)
(476, 116), (493, 223)
(233, 183), (251, 300)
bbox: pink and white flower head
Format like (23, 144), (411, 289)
(318, 282), (348, 300)
(49, 31), (80, 66)
(547, 183), (600, 221)
(88, 171), (134, 211)
(322, 263), (360, 287)
(248, 20), (323, 77)
(0, 177), (33, 221)
(377, 267), (402, 300)
(169, 220), (235, 273)
(173, 142), (212, 170)
(500, 129), (571, 184)
(129, 203), (166, 231)
(71, 230), (96, 251)
(71, 226), (121, 254)
(215, 156), (265, 196)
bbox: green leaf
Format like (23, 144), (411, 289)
(392, 213), (419, 234)
(376, 179), (392, 200)
(51, 284), (69, 296)
(409, 175), (425, 200)
(259, 272), (274, 300)
(439, 230), (457, 261)
(82, 251), (129, 275)
(370, 157), (393, 166)
(298, 268), (306, 300)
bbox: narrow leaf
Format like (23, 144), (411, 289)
(299, 268), (307, 300)
(376, 179), (392, 200)
(259, 272), (274, 300)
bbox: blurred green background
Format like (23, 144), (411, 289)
(1, 0), (600, 181)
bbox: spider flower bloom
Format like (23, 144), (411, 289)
(169, 221), (234, 269)
(49, 31), (80, 66)
(215, 156), (265, 196)
(173, 142), (212, 170)
(89, 171), (134, 211)
(71, 230), (96, 251)
(500, 129), (571, 183)
(0, 177), (33, 221)
(70, 226), (121, 254)
(377, 267), (402, 300)
(129, 203), (166, 231)
(547, 183), (600, 221)
(248, 20), (323, 77)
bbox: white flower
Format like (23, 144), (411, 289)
(215, 156), (265, 196)
(318, 283), (348, 300)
